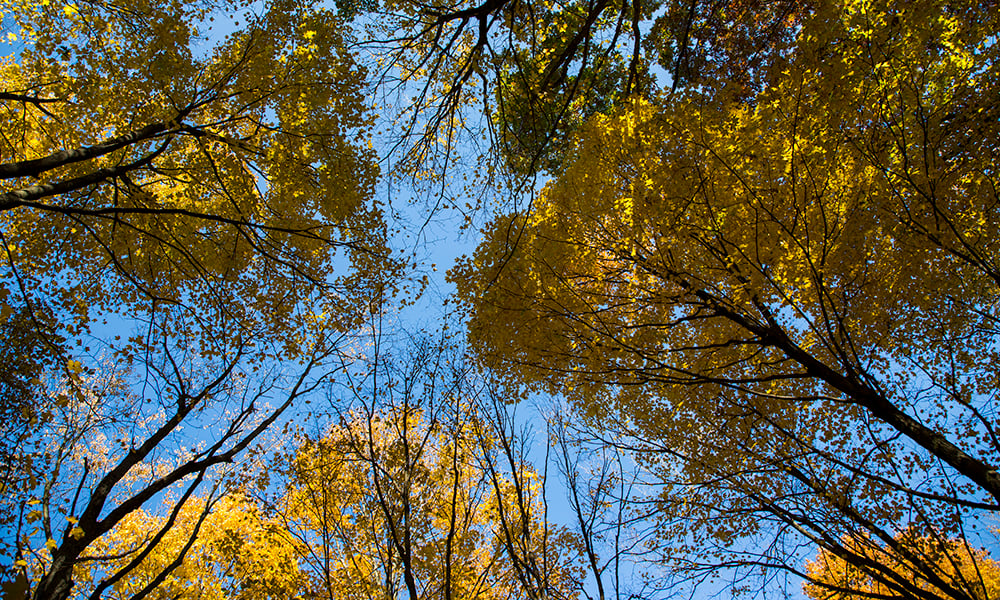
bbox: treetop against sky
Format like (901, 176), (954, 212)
(2, 0), (999, 599)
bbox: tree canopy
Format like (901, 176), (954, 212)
(0, 0), (394, 349)
(1, 0), (395, 597)
(454, 0), (1000, 592)
(76, 494), (302, 600)
(361, 0), (810, 177)
(279, 407), (578, 600)
(4, 0), (1000, 597)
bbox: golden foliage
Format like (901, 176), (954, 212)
(280, 406), (579, 600)
(454, 0), (1000, 590)
(803, 532), (1000, 600)
(79, 495), (303, 600)
(0, 0), (396, 353)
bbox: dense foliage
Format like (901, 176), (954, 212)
(2, 0), (998, 598)
(456, 0), (1000, 596)
(1, 0), (393, 597)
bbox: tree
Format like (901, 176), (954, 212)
(359, 0), (808, 179)
(0, 306), (65, 573)
(45, 333), (585, 600)
(282, 409), (510, 600)
(10, 327), (346, 600)
(274, 335), (581, 600)
(0, 0), (394, 357)
(454, 0), (1000, 594)
(803, 531), (1000, 600)
(1, 0), (397, 596)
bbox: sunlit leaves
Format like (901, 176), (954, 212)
(80, 494), (303, 600)
(454, 0), (1000, 591)
(278, 406), (574, 600)
(0, 0), (397, 363)
(804, 531), (1000, 600)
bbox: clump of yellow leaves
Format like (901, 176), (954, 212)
(78, 494), (302, 600)
(0, 0), (398, 359)
(804, 531), (1000, 600)
(280, 407), (575, 600)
